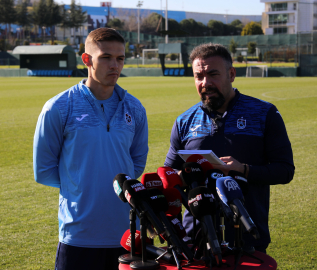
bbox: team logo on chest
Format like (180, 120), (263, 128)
(125, 112), (132, 125)
(237, 117), (246, 129)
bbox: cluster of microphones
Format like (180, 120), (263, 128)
(113, 154), (261, 270)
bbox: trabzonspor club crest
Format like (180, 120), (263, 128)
(237, 117), (246, 129)
(125, 112), (132, 125)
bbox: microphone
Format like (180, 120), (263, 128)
(113, 173), (132, 203)
(141, 172), (164, 191)
(157, 166), (190, 212)
(147, 188), (194, 261)
(122, 180), (165, 235)
(161, 187), (182, 217)
(228, 170), (248, 196)
(188, 186), (222, 264)
(166, 215), (187, 241)
(121, 230), (175, 264)
(216, 177), (260, 240)
(181, 162), (205, 189)
(206, 169), (234, 223)
(186, 154), (214, 176)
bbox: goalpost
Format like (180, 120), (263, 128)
(142, 49), (159, 65)
(246, 65), (268, 77)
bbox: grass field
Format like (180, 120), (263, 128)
(0, 76), (316, 269)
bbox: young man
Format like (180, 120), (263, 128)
(33, 28), (148, 269)
(165, 43), (294, 253)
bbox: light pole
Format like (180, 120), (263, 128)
(165, 0), (168, 43)
(42, 26), (46, 45)
(137, 1), (143, 44)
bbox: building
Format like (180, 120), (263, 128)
(261, 0), (317, 34)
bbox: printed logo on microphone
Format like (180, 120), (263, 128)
(171, 217), (185, 230)
(168, 199), (182, 208)
(234, 175), (247, 183)
(150, 194), (164, 200)
(185, 167), (201, 173)
(125, 112), (132, 125)
(216, 187), (224, 202)
(125, 232), (140, 247)
(196, 158), (208, 165)
(113, 180), (122, 196)
(211, 172), (224, 179)
(204, 193), (214, 202)
(125, 190), (131, 203)
(224, 179), (240, 191)
(166, 170), (177, 175)
(125, 175), (132, 180)
(145, 180), (162, 188)
(188, 194), (202, 206)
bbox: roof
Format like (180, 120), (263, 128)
(12, 45), (75, 55)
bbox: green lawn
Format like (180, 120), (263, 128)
(0, 77), (316, 269)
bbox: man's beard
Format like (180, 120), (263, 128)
(201, 86), (225, 112)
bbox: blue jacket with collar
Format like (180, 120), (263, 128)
(165, 89), (294, 247)
(33, 80), (148, 248)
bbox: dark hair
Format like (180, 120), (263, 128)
(189, 43), (232, 67)
(86, 27), (125, 45)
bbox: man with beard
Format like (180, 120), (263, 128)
(164, 43), (294, 254)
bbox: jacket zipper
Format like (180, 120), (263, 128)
(101, 104), (110, 132)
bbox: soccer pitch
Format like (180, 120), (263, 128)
(0, 76), (316, 269)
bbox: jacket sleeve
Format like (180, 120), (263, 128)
(248, 105), (295, 185)
(130, 106), (149, 179)
(33, 101), (63, 188)
(164, 120), (185, 170)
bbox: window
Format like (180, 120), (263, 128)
(269, 14), (289, 25)
(271, 3), (287, 11)
(293, 3), (297, 10)
(273, 27), (288, 34)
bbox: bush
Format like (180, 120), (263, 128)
(78, 43), (85, 56)
(237, 54), (244, 63)
(23, 40), (30, 45)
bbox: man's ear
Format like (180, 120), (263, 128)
(229, 66), (236, 83)
(82, 53), (91, 67)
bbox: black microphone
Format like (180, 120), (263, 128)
(147, 188), (194, 261)
(181, 162), (204, 189)
(122, 180), (165, 235)
(206, 169), (234, 224)
(113, 173), (132, 203)
(188, 186), (222, 264)
(216, 177), (260, 240)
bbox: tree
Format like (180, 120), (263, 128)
(207, 20), (224, 36)
(247, 41), (257, 57)
(68, 0), (87, 44)
(16, 0), (32, 44)
(107, 18), (124, 30)
(140, 12), (162, 35)
(59, 5), (70, 41)
(45, 0), (62, 44)
(180, 19), (206, 36)
(241, 21), (263, 36)
(32, 0), (48, 39)
(0, 0), (17, 50)
(229, 38), (238, 58)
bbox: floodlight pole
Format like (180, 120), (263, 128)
(165, 0), (168, 43)
(137, 1), (143, 44)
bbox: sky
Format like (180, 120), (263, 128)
(56, 0), (265, 16)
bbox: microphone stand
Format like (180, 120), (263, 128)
(222, 207), (263, 270)
(130, 212), (160, 270)
(118, 209), (141, 264)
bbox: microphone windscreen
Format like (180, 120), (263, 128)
(157, 166), (183, 189)
(113, 173), (132, 203)
(228, 170), (248, 196)
(147, 188), (169, 213)
(162, 187), (182, 216)
(122, 179), (149, 208)
(188, 186), (216, 219)
(206, 169), (225, 194)
(120, 229), (142, 254)
(141, 173), (164, 191)
(186, 154), (214, 173)
(216, 177), (244, 206)
(181, 162), (204, 187)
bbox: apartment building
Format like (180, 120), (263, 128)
(261, 0), (317, 34)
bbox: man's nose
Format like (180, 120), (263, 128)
(109, 58), (119, 69)
(201, 76), (211, 88)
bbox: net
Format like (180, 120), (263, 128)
(246, 65), (268, 77)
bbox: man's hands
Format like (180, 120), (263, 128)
(212, 156), (245, 176)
